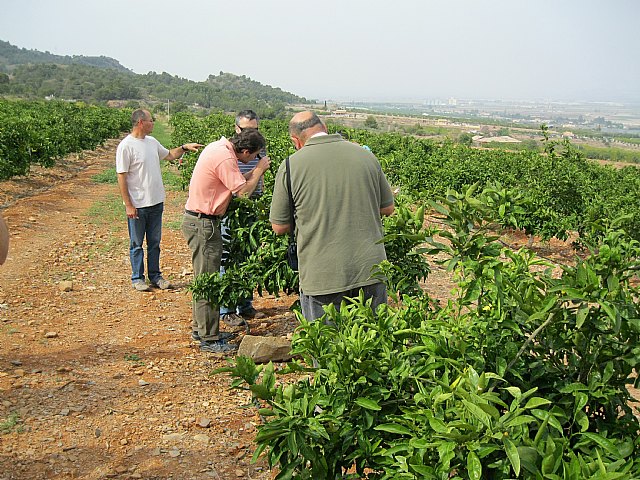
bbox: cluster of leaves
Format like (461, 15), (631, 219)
(0, 99), (130, 179)
(176, 113), (437, 303)
(172, 111), (640, 324)
(217, 187), (640, 479)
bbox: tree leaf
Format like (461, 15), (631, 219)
(524, 397), (552, 409)
(503, 437), (521, 476)
(374, 423), (412, 435)
(355, 397), (381, 411)
(467, 451), (482, 480)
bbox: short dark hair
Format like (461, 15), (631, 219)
(131, 109), (148, 127)
(230, 128), (266, 154)
(236, 109), (259, 127)
(289, 112), (323, 137)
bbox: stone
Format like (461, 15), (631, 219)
(193, 434), (209, 444)
(58, 281), (73, 292)
(45, 332), (59, 338)
(162, 433), (184, 442)
(237, 335), (292, 363)
(138, 380), (149, 386)
(197, 417), (211, 428)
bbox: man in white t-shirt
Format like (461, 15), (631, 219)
(116, 109), (201, 291)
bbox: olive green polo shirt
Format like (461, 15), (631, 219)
(270, 134), (394, 295)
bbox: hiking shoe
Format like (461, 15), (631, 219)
(133, 281), (150, 292)
(200, 339), (238, 354)
(221, 313), (247, 327)
(151, 278), (172, 290)
(192, 331), (237, 342)
(239, 307), (266, 320)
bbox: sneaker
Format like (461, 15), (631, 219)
(239, 307), (266, 320)
(151, 278), (172, 290)
(200, 339), (238, 354)
(192, 331), (236, 342)
(133, 281), (150, 292)
(221, 313), (247, 327)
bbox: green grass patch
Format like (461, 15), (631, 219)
(85, 193), (123, 227)
(151, 116), (172, 146)
(92, 167), (117, 184)
(0, 412), (21, 435)
(162, 164), (183, 191)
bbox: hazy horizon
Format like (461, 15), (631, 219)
(2, 0), (639, 104)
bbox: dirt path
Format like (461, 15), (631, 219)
(0, 141), (299, 480)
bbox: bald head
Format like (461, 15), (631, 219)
(289, 111), (326, 148)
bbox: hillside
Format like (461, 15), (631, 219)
(0, 40), (309, 117)
(0, 40), (130, 73)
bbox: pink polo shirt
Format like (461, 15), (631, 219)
(184, 137), (247, 216)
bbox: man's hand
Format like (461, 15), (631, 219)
(182, 143), (204, 152)
(166, 143), (204, 162)
(256, 156), (271, 173)
(125, 205), (138, 219)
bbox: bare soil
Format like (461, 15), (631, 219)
(0, 139), (635, 479)
(0, 140), (301, 480)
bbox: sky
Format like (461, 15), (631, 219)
(2, 0), (639, 103)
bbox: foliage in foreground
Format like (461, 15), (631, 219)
(215, 187), (640, 479)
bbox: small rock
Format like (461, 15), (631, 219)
(162, 433), (184, 442)
(193, 434), (209, 444)
(197, 418), (211, 428)
(120, 439), (128, 446)
(45, 332), (59, 339)
(10, 360), (22, 366)
(168, 449), (180, 458)
(138, 380), (149, 386)
(236, 469), (244, 477)
(14, 369), (25, 377)
(237, 335), (292, 363)
(95, 428), (102, 438)
(60, 409), (70, 416)
(115, 466), (128, 474)
(58, 281), (73, 292)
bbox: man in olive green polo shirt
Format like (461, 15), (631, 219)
(269, 111), (395, 321)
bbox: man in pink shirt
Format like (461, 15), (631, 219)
(182, 128), (270, 353)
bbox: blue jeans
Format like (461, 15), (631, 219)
(127, 202), (164, 284)
(219, 216), (254, 315)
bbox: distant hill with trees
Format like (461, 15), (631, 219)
(0, 40), (130, 73)
(0, 40), (309, 118)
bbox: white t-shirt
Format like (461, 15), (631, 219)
(115, 135), (169, 208)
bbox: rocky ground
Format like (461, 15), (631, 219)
(0, 140), (301, 479)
